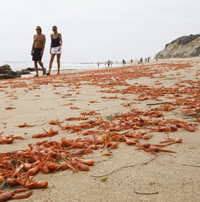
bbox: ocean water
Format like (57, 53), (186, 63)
(0, 61), (122, 72)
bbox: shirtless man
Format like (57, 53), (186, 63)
(31, 26), (46, 77)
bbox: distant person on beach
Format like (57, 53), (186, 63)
(31, 26), (46, 77)
(122, 59), (126, 66)
(155, 57), (158, 63)
(148, 57), (151, 63)
(97, 62), (100, 68)
(131, 59), (133, 66)
(140, 57), (143, 64)
(47, 26), (63, 75)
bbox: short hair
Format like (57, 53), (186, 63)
(52, 25), (57, 29)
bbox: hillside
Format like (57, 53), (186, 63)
(155, 34), (200, 58)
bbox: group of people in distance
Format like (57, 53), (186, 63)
(139, 57), (151, 64)
(123, 57), (151, 66)
(31, 25), (63, 77)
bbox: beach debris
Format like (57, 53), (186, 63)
(101, 95), (119, 99)
(136, 143), (176, 155)
(0, 189), (33, 201)
(49, 119), (63, 125)
(90, 100), (98, 103)
(18, 123), (35, 128)
(134, 188), (158, 195)
(101, 153), (112, 156)
(62, 103), (73, 106)
(101, 177), (108, 182)
(70, 106), (80, 110)
(32, 128), (58, 138)
(0, 179), (7, 190)
(80, 111), (101, 116)
(149, 181), (156, 185)
(62, 93), (72, 98)
(122, 103), (131, 107)
(160, 132), (182, 144)
(5, 107), (16, 110)
(65, 116), (88, 121)
(0, 132), (23, 144)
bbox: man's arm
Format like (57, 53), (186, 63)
(50, 34), (52, 54)
(31, 35), (35, 55)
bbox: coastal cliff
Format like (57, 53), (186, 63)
(155, 34), (200, 58)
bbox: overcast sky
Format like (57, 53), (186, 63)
(0, 0), (200, 63)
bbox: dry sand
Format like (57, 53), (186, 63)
(0, 58), (200, 202)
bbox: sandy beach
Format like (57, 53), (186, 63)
(0, 58), (200, 202)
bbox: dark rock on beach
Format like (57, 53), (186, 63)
(0, 64), (14, 74)
(155, 34), (200, 59)
(26, 67), (36, 71)
(25, 67), (43, 72)
(0, 64), (20, 79)
(17, 69), (31, 75)
(0, 64), (32, 79)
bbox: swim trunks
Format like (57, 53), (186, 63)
(32, 48), (43, 61)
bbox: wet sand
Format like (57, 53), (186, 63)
(0, 58), (200, 202)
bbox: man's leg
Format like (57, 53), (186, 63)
(57, 54), (61, 74)
(34, 61), (39, 77)
(38, 61), (46, 75)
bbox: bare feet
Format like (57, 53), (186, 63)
(43, 68), (46, 75)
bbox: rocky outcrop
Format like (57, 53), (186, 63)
(0, 64), (14, 74)
(24, 67), (43, 72)
(0, 64), (20, 79)
(0, 64), (32, 79)
(25, 67), (36, 71)
(155, 34), (200, 59)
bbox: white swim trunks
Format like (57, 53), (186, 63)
(51, 47), (62, 54)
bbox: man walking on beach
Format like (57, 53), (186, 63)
(31, 26), (46, 77)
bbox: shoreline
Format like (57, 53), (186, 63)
(23, 56), (200, 78)
(1, 56), (200, 79)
